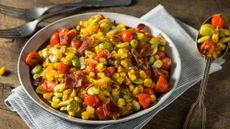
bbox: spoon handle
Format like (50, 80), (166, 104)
(183, 58), (212, 129)
(198, 58), (212, 105)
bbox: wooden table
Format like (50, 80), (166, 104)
(0, 0), (229, 129)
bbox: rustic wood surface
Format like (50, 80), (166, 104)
(0, 0), (229, 129)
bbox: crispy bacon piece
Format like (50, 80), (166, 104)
(78, 37), (91, 54)
(153, 68), (169, 79)
(131, 48), (150, 70)
(103, 101), (119, 119)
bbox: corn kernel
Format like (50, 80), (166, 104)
(150, 94), (156, 102)
(117, 77), (124, 84)
(89, 72), (95, 77)
(68, 111), (75, 117)
(117, 66), (124, 73)
(224, 29), (230, 35)
(129, 74), (136, 81)
(113, 73), (120, 78)
(43, 93), (53, 100)
(129, 84), (134, 91)
(137, 32), (144, 40)
(212, 33), (219, 42)
(63, 89), (72, 95)
(62, 94), (68, 101)
(117, 23), (126, 29)
(97, 72), (106, 78)
(118, 98), (125, 107)
(133, 87), (139, 95)
(86, 106), (95, 115)
(144, 78), (153, 87)
(120, 60), (128, 68)
(139, 70), (147, 79)
(82, 111), (90, 120)
(51, 99), (61, 109)
(96, 63), (104, 71)
(0, 67), (6, 76)
(120, 72), (126, 77)
(55, 51), (63, 59)
(46, 73), (54, 81)
(70, 90), (76, 98)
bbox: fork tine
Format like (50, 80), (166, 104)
(0, 9), (27, 19)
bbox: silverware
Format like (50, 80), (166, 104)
(0, 0), (132, 21)
(183, 14), (229, 129)
(0, 7), (81, 38)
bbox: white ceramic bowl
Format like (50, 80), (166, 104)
(18, 12), (181, 125)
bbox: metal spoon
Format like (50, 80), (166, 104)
(183, 14), (229, 129)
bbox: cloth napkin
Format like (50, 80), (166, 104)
(5, 4), (225, 129)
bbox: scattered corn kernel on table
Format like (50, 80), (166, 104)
(0, 0), (230, 129)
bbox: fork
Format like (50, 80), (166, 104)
(0, 7), (81, 38)
(0, 0), (132, 21)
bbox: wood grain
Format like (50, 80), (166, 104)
(0, 0), (229, 129)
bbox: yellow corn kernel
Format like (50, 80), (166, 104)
(129, 74), (136, 81)
(139, 70), (147, 79)
(62, 94), (68, 101)
(70, 90), (76, 98)
(128, 69), (135, 74)
(46, 73), (54, 81)
(63, 89), (72, 95)
(55, 51), (63, 59)
(129, 84), (134, 91)
(212, 33), (219, 42)
(150, 94), (156, 102)
(137, 32), (144, 40)
(68, 111), (75, 117)
(96, 31), (104, 37)
(120, 60), (128, 68)
(86, 106), (95, 115)
(144, 78), (153, 87)
(82, 111), (90, 120)
(118, 98), (125, 108)
(97, 72), (106, 78)
(118, 49), (128, 58)
(0, 67), (6, 76)
(51, 99), (61, 109)
(120, 72), (126, 77)
(117, 77), (124, 84)
(133, 87), (139, 95)
(89, 72), (95, 77)
(117, 66), (124, 73)
(43, 93), (53, 100)
(94, 46), (100, 54)
(113, 73), (120, 79)
(96, 63), (104, 71)
(125, 78), (132, 85)
(112, 89), (120, 96)
(117, 23), (126, 29)
(53, 62), (59, 69)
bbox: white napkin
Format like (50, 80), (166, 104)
(5, 4), (225, 129)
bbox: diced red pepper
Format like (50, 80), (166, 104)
(58, 62), (69, 74)
(155, 75), (170, 93)
(136, 93), (152, 109)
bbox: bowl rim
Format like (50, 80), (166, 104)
(18, 12), (181, 125)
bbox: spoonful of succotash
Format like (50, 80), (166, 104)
(183, 14), (229, 129)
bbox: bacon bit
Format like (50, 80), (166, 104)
(65, 76), (82, 89)
(58, 28), (69, 44)
(140, 43), (152, 57)
(131, 49), (150, 70)
(153, 68), (169, 79)
(78, 38), (91, 54)
(157, 50), (166, 59)
(103, 101), (119, 119)
(136, 23), (145, 32)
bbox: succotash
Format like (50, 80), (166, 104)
(24, 14), (172, 120)
(197, 14), (229, 58)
